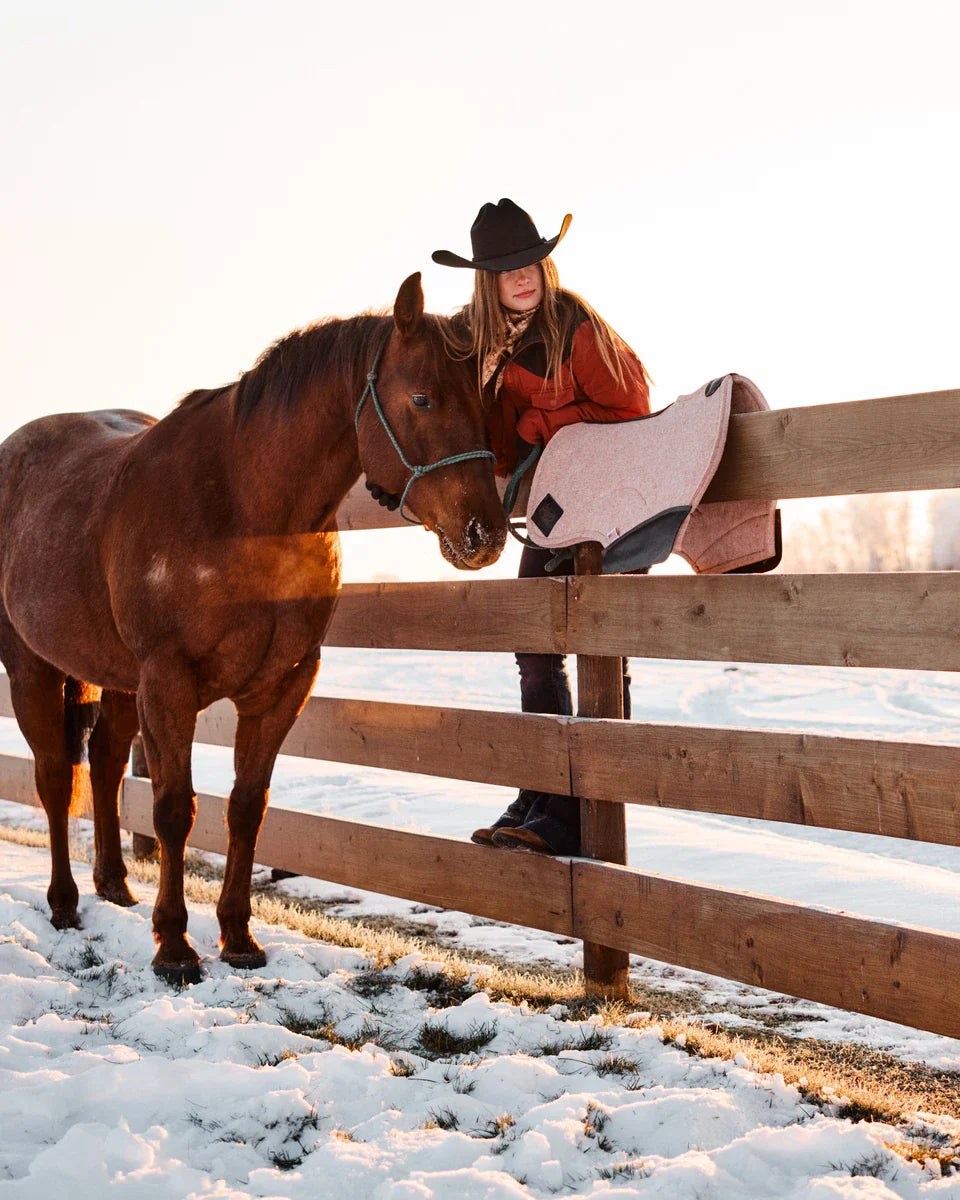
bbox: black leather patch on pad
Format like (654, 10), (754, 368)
(532, 493), (564, 536)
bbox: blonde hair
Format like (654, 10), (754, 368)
(442, 257), (646, 402)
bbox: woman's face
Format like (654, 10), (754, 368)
(496, 262), (543, 312)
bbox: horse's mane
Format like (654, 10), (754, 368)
(178, 311), (462, 423)
(232, 312), (397, 423)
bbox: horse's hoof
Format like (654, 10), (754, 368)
(50, 907), (81, 931)
(96, 880), (138, 907)
(152, 959), (203, 986)
(220, 948), (267, 971)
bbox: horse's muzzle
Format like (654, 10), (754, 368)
(436, 515), (506, 570)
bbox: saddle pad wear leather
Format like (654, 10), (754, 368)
(675, 374), (777, 574)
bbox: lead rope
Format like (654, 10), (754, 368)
(355, 345), (496, 523)
(501, 443), (542, 548)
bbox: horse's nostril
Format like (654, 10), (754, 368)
(465, 517), (485, 556)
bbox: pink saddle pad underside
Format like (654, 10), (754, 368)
(677, 375), (776, 573)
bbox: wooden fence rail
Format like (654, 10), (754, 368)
(337, 386), (960, 529)
(2, 753), (960, 1039)
(1, 385), (959, 1035)
(323, 573), (960, 669)
(6, 675), (960, 847)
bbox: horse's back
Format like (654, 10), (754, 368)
(0, 408), (154, 509)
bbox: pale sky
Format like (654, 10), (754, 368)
(2, 0), (958, 581)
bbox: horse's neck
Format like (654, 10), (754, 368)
(231, 380), (361, 534)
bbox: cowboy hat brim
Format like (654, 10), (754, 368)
(432, 214), (572, 271)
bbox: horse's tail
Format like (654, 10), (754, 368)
(64, 676), (100, 816)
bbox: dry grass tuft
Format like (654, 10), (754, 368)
(418, 1020), (497, 1058)
(659, 1021), (960, 1126)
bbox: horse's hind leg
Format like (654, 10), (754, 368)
(88, 689), (140, 907)
(218, 652), (320, 968)
(0, 616), (81, 929)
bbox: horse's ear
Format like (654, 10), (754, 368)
(393, 272), (424, 340)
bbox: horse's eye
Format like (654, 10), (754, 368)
(411, 393), (432, 410)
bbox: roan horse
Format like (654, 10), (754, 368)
(0, 273), (506, 982)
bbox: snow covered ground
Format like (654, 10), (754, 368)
(4, 650), (960, 1194)
(2, 838), (959, 1199)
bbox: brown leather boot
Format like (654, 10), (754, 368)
(490, 827), (553, 854)
(471, 789), (538, 846)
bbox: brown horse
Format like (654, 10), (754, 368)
(0, 273), (506, 982)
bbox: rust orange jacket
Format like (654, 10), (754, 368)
(485, 301), (650, 477)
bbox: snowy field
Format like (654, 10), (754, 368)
(4, 650), (960, 1195)
(3, 838), (960, 1199)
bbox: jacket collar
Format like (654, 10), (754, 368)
(508, 295), (587, 361)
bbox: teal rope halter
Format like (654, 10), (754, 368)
(501, 441), (542, 546)
(355, 345), (496, 523)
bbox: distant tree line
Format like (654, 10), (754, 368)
(778, 492), (960, 573)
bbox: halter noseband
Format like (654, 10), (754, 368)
(354, 344), (496, 523)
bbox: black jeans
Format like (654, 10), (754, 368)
(506, 546), (633, 853)
(516, 545), (632, 718)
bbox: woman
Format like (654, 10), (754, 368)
(432, 198), (651, 856)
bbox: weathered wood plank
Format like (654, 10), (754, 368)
(326, 578), (567, 653)
(195, 695), (572, 795)
(129, 735), (158, 860)
(337, 473), (531, 530)
(575, 542), (629, 999)
(705, 388), (960, 503)
(3, 568), (957, 671)
(0, 753), (39, 808)
(572, 860), (960, 1039)
(5, 746), (960, 1036)
(568, 572), (960, 669)
(120, 778), (574, 936)
(336, 390), (960, 529)
(571, 721), (960, 845)
(8, 670), (960, 851)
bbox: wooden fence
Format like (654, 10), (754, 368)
(3, 385), (960, 1037)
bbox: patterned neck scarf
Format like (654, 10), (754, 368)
(481, 305), (540, 394)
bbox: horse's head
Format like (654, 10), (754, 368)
(355, 273), (508, 570)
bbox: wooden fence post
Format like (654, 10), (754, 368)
(129, 734), (158, 860)
(574, 542), (630, 999)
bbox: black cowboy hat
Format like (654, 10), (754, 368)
(432, 198), (572, 272)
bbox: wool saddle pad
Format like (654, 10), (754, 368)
(525, 373), (780, 574)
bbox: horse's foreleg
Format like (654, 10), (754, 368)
(137, 659), (200, 983)
(89, 689), (140, 907)
(217, 652), (320, 968)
